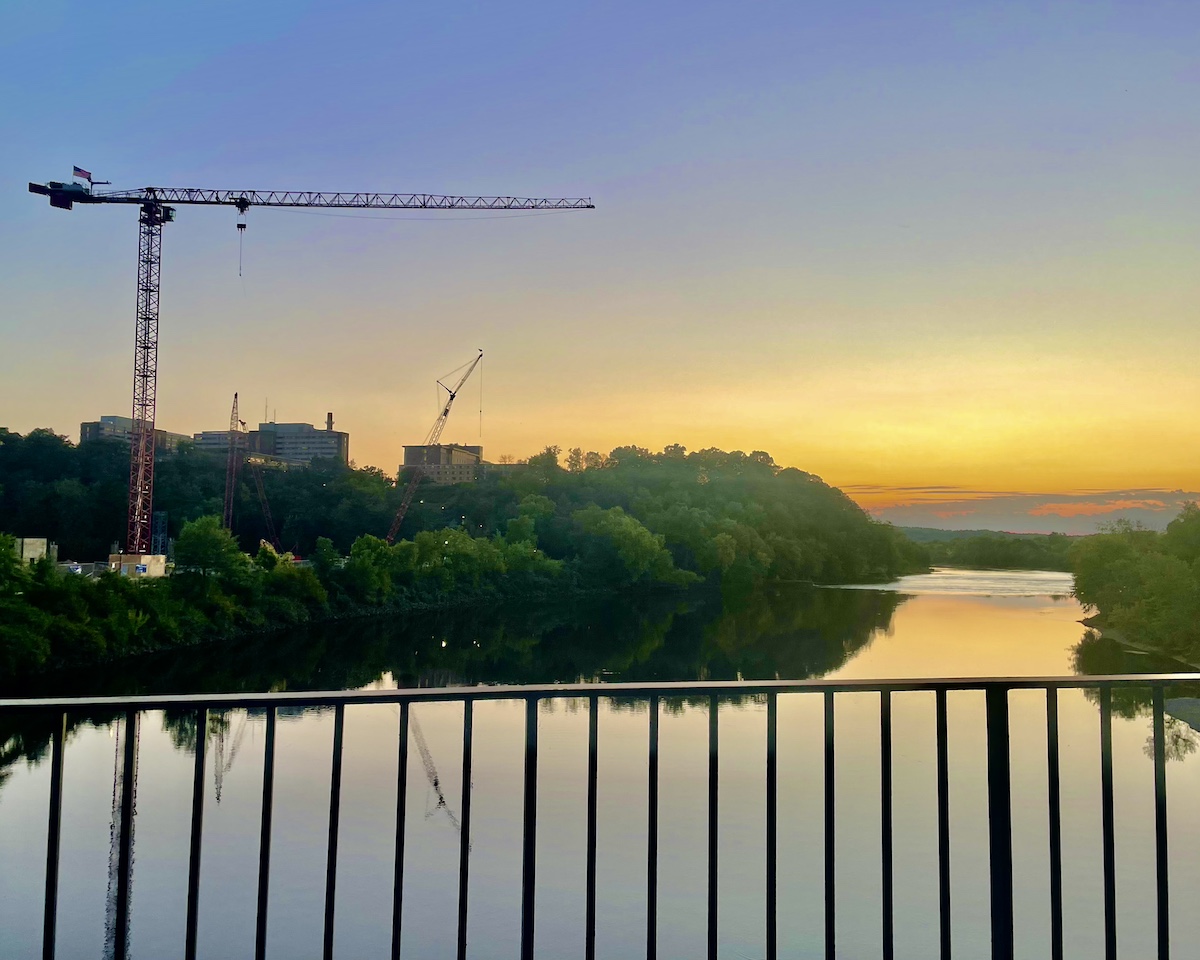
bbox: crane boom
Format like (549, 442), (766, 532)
(30, 182), (593, 212)
(222, 393), (241, 530)
(427, 351), (484, 445)
(29, 176), (591, 553)
(385, 350), (482, 544)
(409, 708), (463, 834)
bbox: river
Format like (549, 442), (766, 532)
(2, 569), (1197, 958)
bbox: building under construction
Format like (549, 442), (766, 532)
(401, 444), (484, 484)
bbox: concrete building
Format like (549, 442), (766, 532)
(80, 415), (190, 452)
(402, 443), (484, 484)
(11, 538), (56, 564)
(195, 413), (348, 466)
(251, 413), (349, 465)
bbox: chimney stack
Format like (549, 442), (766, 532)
(326, 412), (334, 432)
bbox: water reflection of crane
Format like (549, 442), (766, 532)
(212, 711), (250, 803)
(104, 713), (140, 960)
(409, 707), (464, 835)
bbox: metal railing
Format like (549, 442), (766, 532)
(2, 674), (1193, 960)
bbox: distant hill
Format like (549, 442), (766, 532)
(898, 527), (1083, 571)
(898, 527), (1062, 543)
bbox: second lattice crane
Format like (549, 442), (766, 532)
(385, 350), (483, 544)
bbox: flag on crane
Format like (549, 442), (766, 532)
(73, 165), (92, 182)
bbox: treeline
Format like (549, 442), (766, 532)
(1070, 504), (1200, 661)
(924, 532), (1075, 571)
(1, 436), (927, 674)
(0, 430), (925, 585)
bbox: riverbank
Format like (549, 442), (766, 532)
(1080, 615), (1200, 672)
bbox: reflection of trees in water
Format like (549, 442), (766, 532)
(1072, 629), (1200, 762)
(1144, 717), (1198, 763)
(1, 587), (903, 789)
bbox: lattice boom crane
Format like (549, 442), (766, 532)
(386, 349), (483, 544)
(29, 177), (593, 553)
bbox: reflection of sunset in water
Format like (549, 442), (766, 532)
(832, 593), (1086, 679)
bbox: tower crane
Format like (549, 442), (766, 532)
(29, 177), (593, 554)
(385, 349), (483, 544)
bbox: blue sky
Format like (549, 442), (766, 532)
(3, 1), (1199, 531)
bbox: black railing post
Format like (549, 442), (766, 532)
(323, 703), (345, 960)
(767, 692), (778, 960)
(1152, 685), (1170, 960)
(936, 689), (951, 960)
(1099, 687), (1116, 960)
(520, 697), (539, 960)
(824, 690), (835, 960)
(1046, 689), (1063, 960)
(648, 695), (659, 960)
(709, 694), (719, 960)
(881, 691), (894, 960)
(391, 702), (409, 960)
(985, 687), (1013, 960)
(585, 695), (598, 960)
(42, 711), (67, 960)
(457, 701), (474, 960)
(255, 708), (277, 960)
(185, 709), (207, 960)
(114, 710), (138, 960)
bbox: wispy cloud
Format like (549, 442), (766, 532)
(856, 488), (1200, 534)
(1028, 499), (1171, 518)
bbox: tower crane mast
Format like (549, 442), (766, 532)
(385, 350), (483, 544)
(29, 178), (592, 554)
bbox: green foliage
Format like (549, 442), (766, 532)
(1069, 506), (1200, 659)
(923, 532), (1074, 571)
(174, 516), (249, 578)
(573, 505), (696, 586)
(1, 436), (930, 676)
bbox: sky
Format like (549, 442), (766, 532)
(2, 1), (1198, 533)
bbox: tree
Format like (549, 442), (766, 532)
(527, 445), (562, 471)
(174, 516), (248, 578)
(566, 447), (584, 473)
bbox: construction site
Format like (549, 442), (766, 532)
(26, 173), (594, 571)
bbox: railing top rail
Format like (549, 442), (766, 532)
(1, 674), (1196, 712)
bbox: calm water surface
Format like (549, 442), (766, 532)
(2, 569), (1197, 959)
